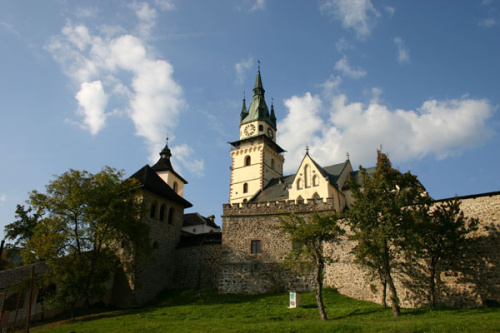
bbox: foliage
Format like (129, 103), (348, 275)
(347, 150), (428, 317)
(280, 213), (345, 321)
(15, 167), (150, 312)
(4, 204), (43, 247)
(411, 197), (479, 306)
(32, 289), (500, 333)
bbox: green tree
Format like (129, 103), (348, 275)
(280, 213), (345, 321)
(4, 204), (43, 247)
(347, 150), (427, 317)
(411, 197), (478, 306)
(14, 167), (149, 313)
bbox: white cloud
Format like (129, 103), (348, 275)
(47, 4), (202, 174)
(320, 0), (380, 39)
(394, 37), (410, 64)
(0, 194), (6, 204)
(479, 18), (497, 28)
(154, 0), (176, 11)
(334, 55), (367, 79)
(235, 57), (254, 85)
(278, 88), (495, 172)
(385, 6), (395, 17)
(335, 37), (353, 52)
(172, 144), (205, 177)
(250, 0), (266, 12)
(75, 80), (109, 135)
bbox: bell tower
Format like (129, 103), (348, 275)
(229, 64), (285, 204)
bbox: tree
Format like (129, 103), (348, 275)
(411, 197), (478, 306)
(4, 204), (43, 247)
(11, 167), (150, 313)
(280, 213), (345, 321)
(347, 150), (427, 317)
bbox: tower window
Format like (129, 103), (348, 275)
(150, 202), (157, 219)
(243, 183), (248, 193)
(159, 204), (166, 222)
(259, 124), (263, 132)
(271, 159), (275, 170)
(168, 207), (174, 225)
(251, 240), (261, 254)
(173, 181), (178, 193)
(244, 155), (251, 166)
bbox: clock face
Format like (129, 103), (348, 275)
(267, 128), (274, 139)
(244, 124), (256, 136)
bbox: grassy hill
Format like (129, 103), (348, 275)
(32, 289), (500, 332)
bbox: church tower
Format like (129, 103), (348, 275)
(229, 65), (285, 204)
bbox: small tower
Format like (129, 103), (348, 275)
(229, 65), (285, 204)
(151, 138), (187, 197)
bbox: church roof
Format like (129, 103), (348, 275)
(229, 134), (285, 154)
(249, 161), (375, 203)
(130, 165), (192, 208)
(240, 66), (276, 129)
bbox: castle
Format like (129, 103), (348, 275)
(1, 68), (499, 326)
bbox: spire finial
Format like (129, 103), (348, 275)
(346, 152), (350, 160)
(305, 146), (309, 154)
(258, 59), (260, 72)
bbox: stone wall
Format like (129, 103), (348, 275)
(174, 243), (222, 290)
(220, 192), (500, 308)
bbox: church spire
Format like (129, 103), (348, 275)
(152, 137), (174, 172)
(240, 92), (248, 122)
(253, 60), (265, 97)
(270, 98), (276, 127)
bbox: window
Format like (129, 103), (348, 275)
(258, 124), (263, 132)
(173, 181), (178, 193)
(244, 155), (251, 166)
(251, 240), (261, 254)
(296, 195), (304, 203)
(159, 204), (166, 221)
(150, 202), (157, 219)
(168, 207), (174, 225)
(296, 178), (302, 190)
(313, 175), (319, 186)
(243, 183), (248, 193)
(304, 165), (310, 188)
(271, 159), (275, 170)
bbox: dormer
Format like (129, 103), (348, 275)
(151, 139), (188, 197)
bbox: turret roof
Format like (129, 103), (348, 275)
(240, 66), (276, 129)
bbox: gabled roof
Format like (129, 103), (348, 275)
(250, 158), (372, 203)
(130, 165), (192, 208)
(183, 212), (220, 229)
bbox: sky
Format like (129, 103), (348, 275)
(1, 0), (499, 238)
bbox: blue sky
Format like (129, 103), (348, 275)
(1, 0), (499, 237)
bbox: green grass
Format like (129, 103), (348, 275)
(32, 289), (500, 333)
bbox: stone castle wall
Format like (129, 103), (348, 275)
(174, 243), (222, 290)
(219, 193), (500, 308)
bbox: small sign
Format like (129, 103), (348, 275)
(289, 291), (301, 308)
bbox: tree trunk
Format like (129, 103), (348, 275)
(385, 271), (400, 317)
(315, 259), (327, 321)
(378, 268), (387, 308)
(429, 264), (436, 307)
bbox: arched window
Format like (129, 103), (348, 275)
(159, 204), (166, 222)
(243, 198), (248, 203)
(150, 202), (157, 219)
(173, 181), (178, 193)
(259, 124), (263, 132)
(243, 183), (248, 193)
(304, 165), (310, 188)
(244, 155), (251, 166)
(168, 207), (174, 225)
(296, 178), (302, 190)
(313, 175), (319, 187)
(296, 195), (304, 203)
(313, 193), (321, 203)
(271, 159), (275, 170)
